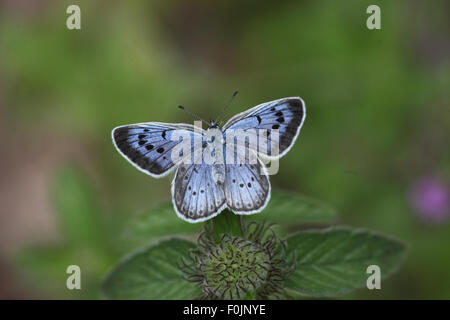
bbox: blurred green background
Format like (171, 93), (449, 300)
(0, 0), (449, 299)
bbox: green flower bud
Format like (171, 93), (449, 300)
(180, 222), (294, 300)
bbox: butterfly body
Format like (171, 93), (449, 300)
(212, 163), (226, 185)
(112, 97), (306, 222)
(204, 124), (226, 185)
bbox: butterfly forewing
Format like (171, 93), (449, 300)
(223, 97), (305, 158)
(112, 123), (202, 177)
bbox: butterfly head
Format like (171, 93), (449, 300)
(208, 120), (219, 129)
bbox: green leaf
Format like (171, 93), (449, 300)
(285, 226), (407, 297)
(122, 202), (200, 248)
(102, 238), (200, 299)
(52, 166), (104, 246)
(249, 191), (337, 225)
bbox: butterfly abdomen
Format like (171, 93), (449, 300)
(212, 164), (225, 185)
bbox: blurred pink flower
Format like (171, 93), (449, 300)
(409, 176), (450, 223)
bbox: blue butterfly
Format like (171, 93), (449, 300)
(112, 95), (306, 223)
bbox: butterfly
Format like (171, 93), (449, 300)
(112, 94), (306, 223)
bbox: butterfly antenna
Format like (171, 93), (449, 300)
(215, 90), (238, 123)
(178, 105), (209, 126)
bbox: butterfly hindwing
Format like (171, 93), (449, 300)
(112, 122), (201, 177)
(172, 162), (226, 222)
(224, 146), (270, 214)
(223, 97), (306, 158)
